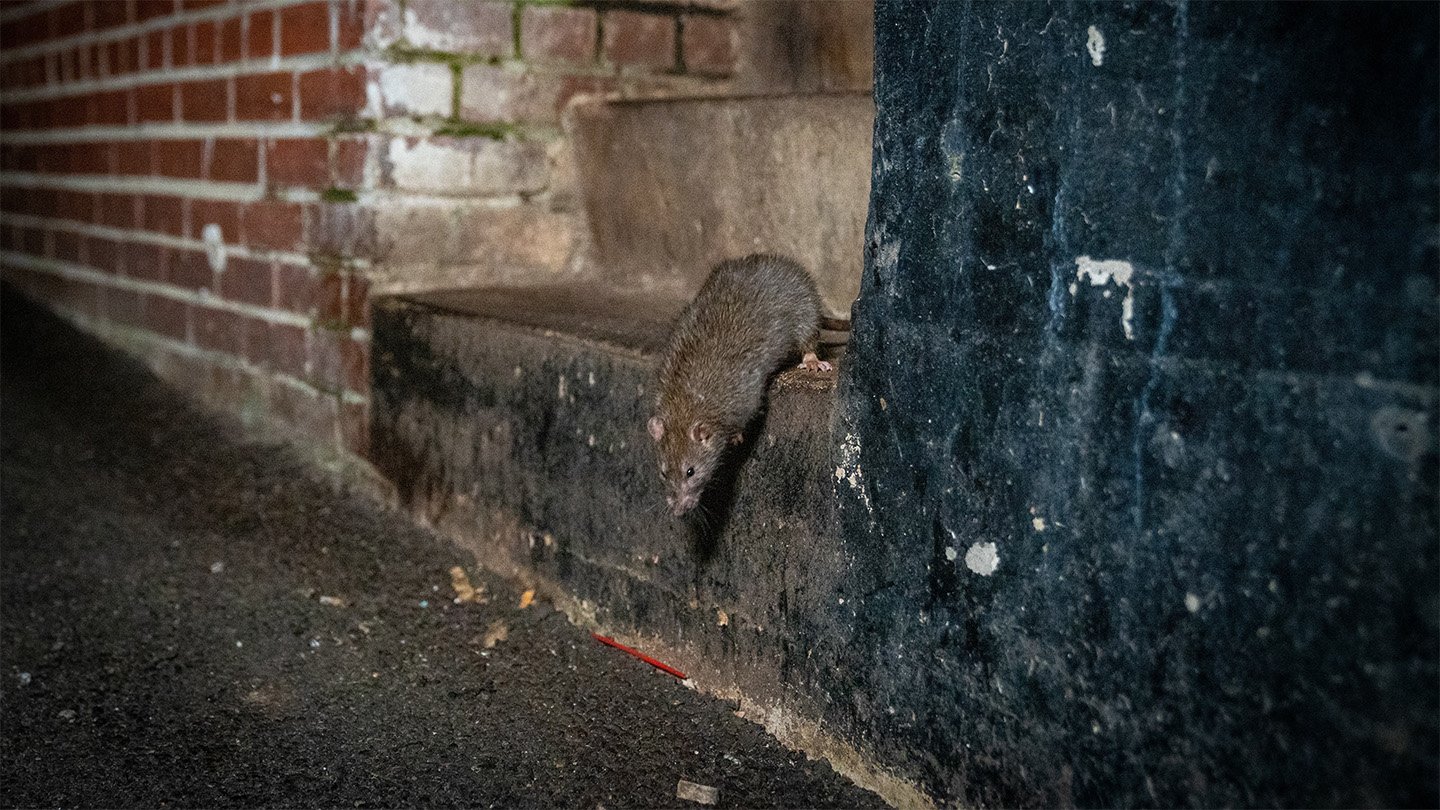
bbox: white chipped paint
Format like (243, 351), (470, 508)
(1032, 516), (1047, 532)
(964, 542), (1000, 576)
(1075, 256), (1137, 339)
(201, 223), (226, 273)
(557, 375), (567, 400)
(1086, 25), (1106, 66)
(835, 432), (873, 513)
(1184, 592), (1201, 613)
(945, 546), (958, 561)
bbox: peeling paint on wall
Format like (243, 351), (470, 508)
(1086, 25), (1106, 66)
(1075, 255), (1137, 339)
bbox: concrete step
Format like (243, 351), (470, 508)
(369, 289), (917, 806)
(564, 92), (873, 318)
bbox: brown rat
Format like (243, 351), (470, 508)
(647, 253), (832, 517)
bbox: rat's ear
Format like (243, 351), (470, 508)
(647, 416), (665, 441)
(689, 421), (713, 444)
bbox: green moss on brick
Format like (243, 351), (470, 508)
(320, 188), (359, 203)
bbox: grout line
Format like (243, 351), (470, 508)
(0, 50), (365, 103)
(0, 248), (316, 329)
(0, 211), (314, 267)
(0, 0), (324, 65)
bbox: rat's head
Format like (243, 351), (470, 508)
(647, 413), (726, 516)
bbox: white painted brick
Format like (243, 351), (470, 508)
(375, 63), (453, 118)
(385, 137), (549, 196)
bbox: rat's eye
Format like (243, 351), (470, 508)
(685, 467), (695, 478)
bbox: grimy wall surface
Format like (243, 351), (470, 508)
(832, 1), (1437, 806)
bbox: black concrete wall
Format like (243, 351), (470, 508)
(830, 1), (1438, 806)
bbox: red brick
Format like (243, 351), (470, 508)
(241, 201), (303, 251)
(191, 20), (217, 65)
(344, 272), (369, 328)
(521, 6), (596, 64)
(603, 10), (677, 71)
(110, 37), (137, 76)
(104, 286), (147, 327)
(208, 138), (260, 182)
(57, 190), (94, 223)
(194, 305), (246, 355)
(146, 295), (191, 341)
(336, 0), (365, 51)
(264, 321), (309, 378)
(95, 1), (131, 31)
(219, 256), (274, 307)
(309, 329), (368, 392)
(48, 4), (84, 40)
(116, 141), (150, 175)
(151, 139), (204, 178)
(297, 67), (365, 121)
(189, 199), (240, 242)
(126, 242), (169, 283)
(681, 14), (733, 76)
(86, 89), (128, 126)
(99, 193), (141, 229)
(136, 83), (177, 123)
(79, 43), (96, 79)
(181, 78), (230, 122)
(182, 0), (227, 9)
(169, 248), (216, 292)
(143, 195), (186, 236)
(54, 231), (84, 263)
(266, 138), (329, 187)
(145, 30), (167, 69)
(275, 262), (320, 314)
(235, 72), (293, 121)
(135, 1), (174, 23)
(279, 2), (330, 56)
(333, 139), (367, 187)
(245, 10), (274, 59)
(217, 15), (243, 62)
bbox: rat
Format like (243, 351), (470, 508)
(647, 253), (832, 517)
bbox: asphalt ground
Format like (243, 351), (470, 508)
(0, 289), (883, 809)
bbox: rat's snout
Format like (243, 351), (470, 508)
(670, 494), (698, 517)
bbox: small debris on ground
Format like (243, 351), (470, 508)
(449, 566), (486, 604)
(209, 561), (224, 574)
(676, 778), (720, 805)
(716, 609), (729, 627)
(317, 595), (346, 607)
(57, 709), (76, 721)
(481, 620), (509, 649)
(16, 672), (31, 686)
(518, 589), (535, 609)
(592, 633), (688, 680)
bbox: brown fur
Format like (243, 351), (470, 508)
(648, 254), (824, 515)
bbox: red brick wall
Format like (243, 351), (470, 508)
(1, 0), (373, 457)
(0, 0), (850, 463)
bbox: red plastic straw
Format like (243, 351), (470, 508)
(592, 632), (688, 680)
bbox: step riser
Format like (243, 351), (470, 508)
(372, 299), (855, 719)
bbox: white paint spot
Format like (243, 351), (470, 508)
(587, 371), (595, 386)
(1184, 592), (1201, 613)
(1086, 25), (1106, 67)
(557, 374), (567, 400)
(835, 433), (873, 513)
(201, 223), (226, 273)
(1075, 256), (1137, 339)
(964, 542), (1000, 576)
(945, 546), (958, 562)
(1032, 516), (1047, 532)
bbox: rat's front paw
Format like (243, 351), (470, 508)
(799, 352), (833, 373)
